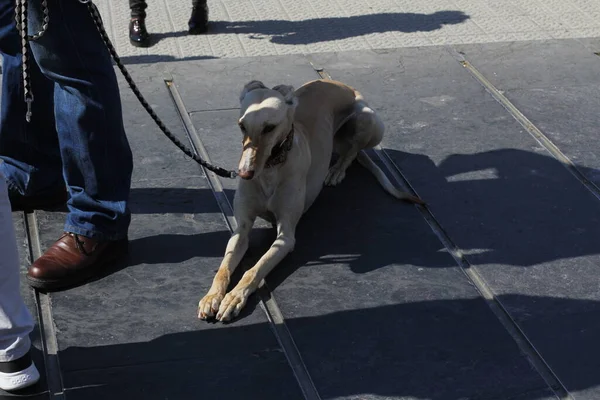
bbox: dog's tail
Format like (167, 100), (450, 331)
(357, 151), (425, 205)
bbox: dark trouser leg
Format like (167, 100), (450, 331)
(189, 0), (209, 34)
(129, 0), (147, 19)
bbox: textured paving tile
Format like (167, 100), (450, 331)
(98, 0), (600, 61)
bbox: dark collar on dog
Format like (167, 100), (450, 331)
(265, 124), (294, 168)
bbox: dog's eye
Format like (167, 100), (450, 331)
(263, 124), (276, 134)
(239, 123), (246, 133)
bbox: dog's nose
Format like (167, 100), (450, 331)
(238, 170), (255, 180)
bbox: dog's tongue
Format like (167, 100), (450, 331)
(238, 147), (257, 179)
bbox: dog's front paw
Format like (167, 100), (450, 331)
(216, 289), (249, 322)
(198, 292), (224, 320)
(325, 166), (347, 186)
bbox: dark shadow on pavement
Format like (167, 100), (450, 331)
(209, 11), (470, 45)
(125, 146), (600, 288)
(137, 11), (469, 50)
(383, 147), (600, 267)
(55, 295), (600, 399)
(118, 54), (217, 65)
(128, 187), (224, 215)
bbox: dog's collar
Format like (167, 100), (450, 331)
(265, 124), (294, 168)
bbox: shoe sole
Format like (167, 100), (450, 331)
(0, 363), (40, 392)
(130, 38), (150, 48)
(26, 240), (129, 291)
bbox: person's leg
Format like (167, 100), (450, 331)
(0, 173), (40, 391)
(0, 0), (64, 205)
(189, 0), (209, 34)
(129, 0), (149, 47)
(25, 0), (133, 290)
(129, 0), (147, 18)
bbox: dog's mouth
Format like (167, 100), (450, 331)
(238, 146), (257, 180)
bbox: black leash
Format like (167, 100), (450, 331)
(16, 0), (238, 179)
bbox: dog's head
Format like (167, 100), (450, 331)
(236, 80), (298, 180)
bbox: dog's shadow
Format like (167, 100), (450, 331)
(221, 156), (451, 302)
(223, 145), (600, 307)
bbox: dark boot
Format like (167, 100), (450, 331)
(129, 17), (150, 47)
(188, 3), (209, 34)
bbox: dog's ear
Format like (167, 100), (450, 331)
(240, 80), (267, 101)
(272, 84), (297, 107)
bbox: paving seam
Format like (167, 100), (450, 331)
(23, 211), (66, 399)
(446, 46), (600, 203)
(187, 107), (241, 114)
(164, 75), (322, 400)
(308, 61), (569, 400)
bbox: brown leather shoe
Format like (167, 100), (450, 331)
(27, 232), (128, 290)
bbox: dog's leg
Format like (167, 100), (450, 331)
(198, 211), (256, 320)
(216, 195), (303, 322)
(326, 101), (384, 187)
(325, 148), (358, 186)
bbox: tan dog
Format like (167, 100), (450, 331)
(198, 79), (424, 322)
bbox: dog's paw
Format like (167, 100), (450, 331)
(198, 292), (224, 320)
(216, 289), (249, 322)
(325, 166), (347, 186)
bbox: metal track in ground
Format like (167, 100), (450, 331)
(23, 211), (66, 399)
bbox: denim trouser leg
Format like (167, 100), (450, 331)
(0, 172), (34, 362)
(27, 0), (133, 240)
(0, 0), (62, 197)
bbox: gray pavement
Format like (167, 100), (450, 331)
(99, 0), (600, 60)
(3, 1), (600, 400)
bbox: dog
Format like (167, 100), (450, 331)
(198, 79), (424, 322)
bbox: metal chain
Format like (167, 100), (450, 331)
(14, 0), (237, 179)
(15, 0), (50, 122)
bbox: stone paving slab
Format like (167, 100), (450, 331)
(98, 0), (600, 62)
(453, 39), (600, 187)
(309, 44), (600, 399)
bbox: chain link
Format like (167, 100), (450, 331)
(15, 0), (49, 122)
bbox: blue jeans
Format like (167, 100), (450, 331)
(0, 0), (133, 241)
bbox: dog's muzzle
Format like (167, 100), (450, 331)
(238, 146), (257, 180)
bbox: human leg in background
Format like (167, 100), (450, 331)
(0, 173), (40, 392)
(129, 0), (149, 47)
(189, 0), (209, 34)
(24, 0), (133, 290)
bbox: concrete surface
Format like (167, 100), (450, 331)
(2, 1), (600, 399)
(99, 0), (600, 61)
